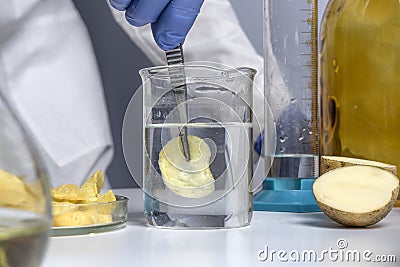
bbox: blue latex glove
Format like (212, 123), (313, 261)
(254, 132), (263, 156)
(109, 0), (204, 50)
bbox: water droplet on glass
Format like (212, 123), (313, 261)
(290, 98), (297, 104)
(157, 110), (162, 117)
(280, 147), (286, 153)
(279, 135), (288, 143)
(298, 135), (305, 141)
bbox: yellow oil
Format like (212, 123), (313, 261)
(320, 0), (400, 183)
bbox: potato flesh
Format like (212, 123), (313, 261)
(314, 166), (399, 213)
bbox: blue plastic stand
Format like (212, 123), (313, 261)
(253, 178), (321, 212)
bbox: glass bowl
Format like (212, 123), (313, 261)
(51, 195), (128, 236)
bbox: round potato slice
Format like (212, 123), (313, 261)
(159, 135), (215, 198)
(313, 166), (399, 227)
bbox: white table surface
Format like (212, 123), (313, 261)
(42, 188), (400, 267)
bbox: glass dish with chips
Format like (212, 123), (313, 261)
(51, 171), (128, 236)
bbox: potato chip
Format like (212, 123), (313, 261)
(0, 169), (38, 212)
(96, 214), (112, 224)
(0, 169), (26, 193)
(93, 170), (105, 194)
(80, 177), (98, 199)
(75, 170), (105, 202)
(79, 206), (112, 224)
(53, 210), (95, 227)
(51, 184), (86, 202)
(92, 190), (116, 214)
(52, 201), (79, 216)
(51, 170), (118, 227)
(96, 190), (116, 203)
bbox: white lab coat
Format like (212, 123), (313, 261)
(0, 0), (329, 187)
(0, 0), (113, 187)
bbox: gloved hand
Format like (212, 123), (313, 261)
(109, 0), (204, 50)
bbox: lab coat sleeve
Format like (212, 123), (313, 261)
(107, 0), (265, 139)
(0, 0), (114, 187)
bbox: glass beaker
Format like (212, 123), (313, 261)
(254, 0), (320, 212)
(0, 93), (51, 266)
(320, 0), (400, 202)
(141, 62), (255, 228)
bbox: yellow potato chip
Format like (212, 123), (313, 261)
(96, 190), (116, 203)
(93, 170), (105, 194)
(0, 169), (26, 193)
(0, 169), (39, 212)
(80, 177), (97, 199)
(51, 170), (117, 227)
(25, 180), (46, 213)
(96, 214), (112, 224)
(51, 184), (86, 202)
(94, 190), (117, 214)
(53, 210), (95, 227)
(52, 202), (79, 216)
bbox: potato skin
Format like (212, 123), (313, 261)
(320, 156), (397, 175)
(315, 185), (399, 227)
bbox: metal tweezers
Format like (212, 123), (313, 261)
(165, 44), (191, 161)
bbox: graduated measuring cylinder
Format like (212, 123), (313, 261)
(264, 0), (319, 179)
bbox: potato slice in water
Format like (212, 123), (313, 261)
(313, 166), (399, 227)
(159, 135), (215, 198)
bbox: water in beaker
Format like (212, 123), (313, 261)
(141, 63), (255, 228)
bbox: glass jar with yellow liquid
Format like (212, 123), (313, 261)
(320, 0), (400, 201)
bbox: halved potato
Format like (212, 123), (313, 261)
(313, 166), (399, 227)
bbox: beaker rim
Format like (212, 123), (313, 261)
(139, 61), (256, 81)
